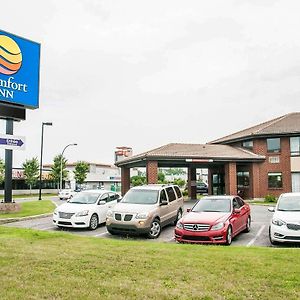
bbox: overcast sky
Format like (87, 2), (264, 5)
(1, 0), (300, 167)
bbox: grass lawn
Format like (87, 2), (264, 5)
(0, 227), (299, 300)
(0, 200), (55, 219)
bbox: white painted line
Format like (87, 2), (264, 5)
(247, 225), (265, 247)
(94, 231), (109, 237)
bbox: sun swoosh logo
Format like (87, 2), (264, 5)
(0, 35), (22, 75)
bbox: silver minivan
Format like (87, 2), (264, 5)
(106, 184), (184, 238)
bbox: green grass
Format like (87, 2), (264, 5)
(0, 200), (55, 218)
(0, 227), (299, 300)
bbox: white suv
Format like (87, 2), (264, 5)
(106, 184), (184, 238)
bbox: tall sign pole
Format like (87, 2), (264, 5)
(4, 119), (13, 203)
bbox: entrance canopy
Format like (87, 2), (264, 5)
(116, 143), (265, 198)
(115, 143), (265, 168)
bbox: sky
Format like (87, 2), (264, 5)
(1, 0), (300, 167)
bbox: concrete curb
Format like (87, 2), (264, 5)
(0, 213), (52, 225)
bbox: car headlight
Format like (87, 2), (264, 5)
(211, 222), (225, 231)
(135, 212), (149, 219)
(76, 210), (89, 217)
(106, 210), (113, 218)
(176, 222), (183, 229)
(272, 218), (286, 226)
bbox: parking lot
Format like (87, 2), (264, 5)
(3, 198), (286, 247)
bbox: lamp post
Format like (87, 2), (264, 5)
(38, 122), (53, 200)
(60, 143), (77, 191)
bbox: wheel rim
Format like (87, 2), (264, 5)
(227, 227), (232, 244)
(177, 210), (182, 221)
(150, 221), (161, 237)
(90, 215), (98, 229)
(247, 217), (251, 230)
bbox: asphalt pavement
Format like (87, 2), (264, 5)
(2, 197), (286, 247)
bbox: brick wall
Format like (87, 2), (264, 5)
(224, 162), (237, 195)
(252, 137), (291, 197)
(146, 161), (158, 184)
(121, 167), (130, 196)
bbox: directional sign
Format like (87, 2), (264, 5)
(0, 134), (25, 151)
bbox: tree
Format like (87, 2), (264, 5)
(0, 158), (4, 185)
(164, 168), (186, 176)
(49, 154), (68, 190)
(22, 157), (39, 194)
(131, 175), (146, 187)
(74, 161), (89, 187)
(158, 172), (166, 184)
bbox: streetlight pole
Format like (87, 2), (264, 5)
(38, 122), (52, 200)
(60, 143), (77, 191)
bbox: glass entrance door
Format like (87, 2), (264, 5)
(212, 173), (225, 195)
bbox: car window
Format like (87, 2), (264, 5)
(233, 198), (241, 209)
(108, 193), (118, 202)
(237, 197), (245, 207)
(100, 193), (109, 203)
(174, 186), (182, 198)
(121, 190), (159, 204)
(192, 198), (231, 213)
(160, 189), (168, 203)
(166, 187), (177, 202)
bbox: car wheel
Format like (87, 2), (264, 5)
(89, 214), (98, 230)
(244, 216), (251, 233)
(225, 225), (233, 245)
(173, 209), (183, 225)
(147, 219), (161, 239)
(269, 226), (278, 246)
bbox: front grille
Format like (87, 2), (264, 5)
(284, 236), (300, 241)
(58, 221), (72, 225)
(59, 212), (75, 219)
(287, 223), (300, 231)
(115, 213), (122, 221)
(124, 214), (133, 221)
(184, 223), (210, 232)
(182, 235), (210, 241)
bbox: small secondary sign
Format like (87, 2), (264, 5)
(0, 133), (25, 150)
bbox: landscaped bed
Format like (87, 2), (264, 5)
(0, 200), (55, 219)
(0, 227), (299, 299)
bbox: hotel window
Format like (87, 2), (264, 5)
(290, 137), (300, 156)
(242, 140), (253, 150)
(237, 171), (250, 188)
(267, 138), (281, 153)
(268, 172), (283, 189)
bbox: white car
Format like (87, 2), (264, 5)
(58, 189), (77, 200)
(268, 192), (300, 245)
(53, 189), (121, 230)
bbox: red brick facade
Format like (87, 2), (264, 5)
(146, 161), (158, 184)
(121, 167), (130, 196)
(225, 162), (237, 195)
(188, 167), (197, 199)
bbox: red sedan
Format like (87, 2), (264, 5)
(175, 196), (251, 245)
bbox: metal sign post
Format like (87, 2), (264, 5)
(4, 119), (13, 203)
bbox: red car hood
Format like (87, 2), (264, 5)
(182, 211), (230, 224)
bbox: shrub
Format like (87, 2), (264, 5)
(264, 194), (277, 203)
(182, 190), (188, 197)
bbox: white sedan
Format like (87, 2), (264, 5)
(268, 192), (300, 245)
(53, 189), (121, 230)
(58, 189), (77, 200)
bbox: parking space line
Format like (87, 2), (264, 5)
(94, 231), (109, 237)
(247, 225), (265, 247)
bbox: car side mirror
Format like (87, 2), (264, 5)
(233, 208), (241, 214)
(187, 208), (191, 212)
(268, 207), (275, 212)
(160, 200), (168, 206)
(98, 200), (106, 205)
(117, 197), (122, 203)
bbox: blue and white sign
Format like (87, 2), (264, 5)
(0, 133), (25, 151)
(0, 29), (40, 109)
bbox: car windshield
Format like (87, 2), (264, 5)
(277, 196), (300, 211)
(121, 189), (158, 205)
(192, 198), (231, 213)
(68, 193), (100, 204)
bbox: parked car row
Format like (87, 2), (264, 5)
(53, 184), (254, 245)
